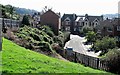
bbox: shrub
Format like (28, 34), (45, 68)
(94, 36), (117, 55)
(85, 31), (96, 42)
(82, 27), (93, 35)
(21, 15), (30, 26)
(15, 25), (55, 55)
(38, 41), (53, 53)
(102, 48), (120, 74)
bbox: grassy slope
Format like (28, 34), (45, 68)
(2, 38), (108, 73)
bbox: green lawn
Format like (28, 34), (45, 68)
(1, 38), (109, 73)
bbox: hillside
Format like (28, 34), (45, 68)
(1, 38), (108, 73)
(15, 7), (38, 15)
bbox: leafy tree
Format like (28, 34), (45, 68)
(82, 27), (93, 34)
(94, 36), (117, 55)
(85, 31), (96, 42)
(102, 48), (120, 74)
(21, 15), (30, 26)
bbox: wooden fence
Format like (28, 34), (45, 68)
(63, 49), (109, 71)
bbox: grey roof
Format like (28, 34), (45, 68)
(61, 14), (77, 21)
(87, 16), (103, 22)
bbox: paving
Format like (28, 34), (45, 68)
(64, 34), (101, 57)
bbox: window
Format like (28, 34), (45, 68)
(65, 21), (70, 25)
(64, 17), (71, 25)
(74, 28), (76, 31)
(96, 23), (98, 25)
(82, 22), (84, 26)
(65, 27), (70, 31)
(117, 26), (120, 31)
(107, 27), (113, 32)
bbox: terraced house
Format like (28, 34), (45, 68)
(97, 18), (120, 41)
(61, 14), (103, 34)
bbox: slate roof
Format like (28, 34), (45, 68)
(62, 14), (103, 22)
(61, 14), (77, 21)
(86, 16), (103, 22)
(75, 14), (103, 22)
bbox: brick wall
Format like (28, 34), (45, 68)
(40, 10), (60, 35)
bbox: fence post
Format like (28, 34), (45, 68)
(97, 58), (99, 69)
(87, 56), (89, 66)
(74, 52), (77, 63)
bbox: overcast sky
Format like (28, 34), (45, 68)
(0, 0), (120, 15)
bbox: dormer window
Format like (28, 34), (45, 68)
(65, 17), (71, 25)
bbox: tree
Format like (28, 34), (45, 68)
(21, 15), (30, 26)
(82, 27), (93, 35)
(94, 36), (117, 55)
(85, 31), (96, 42)
(6, 5), (15, 28)
(102, 48), (120, 74)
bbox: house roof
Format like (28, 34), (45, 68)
(62, 13), (104, 24)
(77, 14), (103, 22)
(75, 16), (85, 21)
(86, 16), (103, 22)
(61, 14), (77, 21)
(96, 18), (119, 30)
(41, 9), (60, 18)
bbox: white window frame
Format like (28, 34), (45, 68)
(65, 26), (70, 31)
(117, 26), (120, 31)
(65, 21), (70, 25)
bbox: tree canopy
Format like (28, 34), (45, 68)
(94, 36), (117, 55)
(21, 15), (30, 26)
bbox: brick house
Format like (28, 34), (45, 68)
(96, 18), (120, 37)
(61, 14), (77, 34)
(40, 9), (61, 35)
(96, 18), (120, 46)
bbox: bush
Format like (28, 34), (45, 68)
(21, 15), (30, 26)
(85, 31), (96, 42)
(102, 48), (120, 74)
(53, 35), (64, 47)
(63, 32), (70, 45)
(82, 27), (93, 35)
(38, 41), (53, 53)
(15, 25), (55, 55)
(94, 36), (117, 55)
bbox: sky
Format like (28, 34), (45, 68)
(0, 0), (120, 16)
